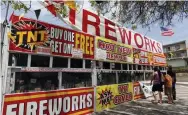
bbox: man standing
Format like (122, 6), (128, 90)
(167, 65), (176, 100)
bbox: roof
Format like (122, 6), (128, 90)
(163, 40), (187, 47)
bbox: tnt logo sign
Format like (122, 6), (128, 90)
(8, 21), (50, 51)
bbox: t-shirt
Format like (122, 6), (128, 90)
(167, 70), (176, 87)
(165, 74), (172, 88)
(153, 72), (160, 85)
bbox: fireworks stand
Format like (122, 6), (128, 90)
(1, 8), (167, 115)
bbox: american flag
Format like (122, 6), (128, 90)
(160, 27), (174, 36)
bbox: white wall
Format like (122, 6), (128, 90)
(167, 59), (187, 67)
(180, 43), (186, 49)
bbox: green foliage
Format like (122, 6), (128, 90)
(57, 5), (68, 18)
(89, 1), (188, 27)
(1, 1), (72, 18)
(89, 0), (96, 7)
(1, 1), (31, 13)
(131, 24), (137, 30)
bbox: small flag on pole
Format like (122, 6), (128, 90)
(160, 27), (174, 36)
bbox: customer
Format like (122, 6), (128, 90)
(158, 69), (164, 102)
(150, 67), (163, 104)
(164, 72), (173, 104)
(167, 65), (176, 100)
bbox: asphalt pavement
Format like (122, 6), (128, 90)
(94, 83), (188, 115)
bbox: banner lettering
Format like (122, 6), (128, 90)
(153, 53), (167, 66)
(62, 9), (163, 53)
(3, 88), (94, 115)
(95, 36), (133, 63)
(96, 83), (133, 112)
(8, 15), (94, 59)
(133, 48), (153, 65)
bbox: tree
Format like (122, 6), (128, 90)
(90, 1), (188, 28)
(2, 1), (188, 29)
(1, 0), (71, 18)
(1, 0), (31, 13)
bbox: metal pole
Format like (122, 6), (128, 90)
(58, 72), (62, 89)
(0, 1), (10, 114)
(91, 61), (97, 112)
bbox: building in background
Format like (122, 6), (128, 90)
(163, 40), (188, 67)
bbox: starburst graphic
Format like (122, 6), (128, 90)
(8, 20), (51, 51)
(97, 88), (114, 107)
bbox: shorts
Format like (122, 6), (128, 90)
(165, 87), (172, 96)
(152, 84), (163, 92)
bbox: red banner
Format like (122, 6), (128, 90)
(3, 87), (94, 115)
(8, 14), (94, 59)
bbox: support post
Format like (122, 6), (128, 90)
(116, 72), (118, 84)
(83, 59), (85, 69)
(1, 2), (10, 113)
(121, 64), (123, 70)
(91, 61), (97, 112)
(1, 26), (10, 113)
(68, 58), (71, 68)
(58, 72), (62, 89)
(27, 54), (31, 67)
(49, 56), (53, 68)
(144, 66), (146, 81)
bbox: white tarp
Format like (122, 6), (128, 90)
(139, 82), (153, 98)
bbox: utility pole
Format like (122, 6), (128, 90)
(0, 1), (10, 114)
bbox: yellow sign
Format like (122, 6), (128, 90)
(95, 36), (133, 63)
(96, 83), (133, 112)
(147, 52), (153, 65)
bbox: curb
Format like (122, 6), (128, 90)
(176, 82), (188, 85)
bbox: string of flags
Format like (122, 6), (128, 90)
(9, 0), (77, 23)
(43, 0), (76, 17)
(34, 9), (41, 20)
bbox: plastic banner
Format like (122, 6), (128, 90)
(3, 87), (94, 115)
(139, 82), (153, 98)
(96, 83), (133, 112)
(95, 36), (133, 63)
(8, 14), (95, 60)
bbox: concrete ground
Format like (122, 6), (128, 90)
(176, 75), (188, 82)
(94, 82), (188, 115)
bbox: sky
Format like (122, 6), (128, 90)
(1, 1), (188, 45)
